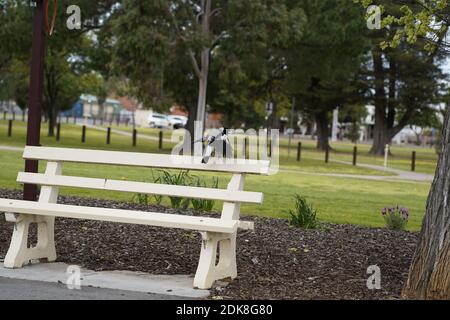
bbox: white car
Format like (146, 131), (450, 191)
(167, 115), (188, 129)
(148, 113), (170, 128)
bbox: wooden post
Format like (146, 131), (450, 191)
(23, 0), (46, 201)
(106, 127), (111, 144)
(81, 125), (86, 143)
(268, 139), (272, 158)
(297, 142), (302, 162)
(132, 129), (137, 147)
(352, 146), (357, 166)
(244, 137), (249, 159)
(3, 111), (6, 120)
(56, 123), (60, 141)
(325, 146), (329, 163)
(159, 130), (163, 150)
(7, 120), (12, 137)
(411, 151), (416, 172)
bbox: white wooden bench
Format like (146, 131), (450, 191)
(0, 146), (269, 289)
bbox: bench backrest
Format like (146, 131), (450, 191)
(18, 147), (270, 221)
(23, 147), (270, 175)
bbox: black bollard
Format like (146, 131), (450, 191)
(411, 151), (416, 172)
(81, 125), (86, 143)
(353, 146), (357, 166)
(297, 142), (302, 162)
(7, 120), (12, 137)
(56, 123), (61, 141)
(132, 129), (137, 147)
(106, 127), (111, 144)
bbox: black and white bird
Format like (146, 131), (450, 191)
(196, 128), (233, 164)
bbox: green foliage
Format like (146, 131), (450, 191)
(133, 193), (150, 206)
(160, 170), (191, 209)
(150, 170), (164, 205)
(381, 206), (409, 230)
(111, 0), (307, 129)
(354, 0), (450, 52)
(288, 194), (319, 229)
(0, 0), (117, 136)
(134, 170), (220, 212)
(191, 177), (219, 212)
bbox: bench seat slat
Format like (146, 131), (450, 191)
(23, 146), (270, 175)
(16, 173), (263, 204)
(0, 199), (237, 233)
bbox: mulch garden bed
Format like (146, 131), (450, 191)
(0, 189), (419, 300)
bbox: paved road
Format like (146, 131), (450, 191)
(0, 277), (188, 300)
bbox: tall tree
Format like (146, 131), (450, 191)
(286, 0), (369, 150)
(358, 1), (447, 155)
(356, 0), (450, 299)
(0, 0), (118, 135)
(112, 0), (304, 143)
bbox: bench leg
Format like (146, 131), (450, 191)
(193, 232), (237, 289)
(4, 215), (57, 268)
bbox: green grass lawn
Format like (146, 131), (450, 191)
(0, 119), (432, 231)
(277, 138), (438, 175)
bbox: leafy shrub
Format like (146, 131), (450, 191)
(150, 170), (163, 205)
(191, 177), (219, 212)
(160, 170), (191, 209)
(288, 195), (319, 229)
(132, 170), (221, 212)
(381, 206), (409, 230)
(132, 193), (150, 206)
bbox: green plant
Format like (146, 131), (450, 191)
(132, 193), (150, 206)
(191, 177), (219, 212)
(381, 206), (409, 230)
(150, 170), (163, 205)
(160, 170), (191, 209)
(288, 195), (319, 229)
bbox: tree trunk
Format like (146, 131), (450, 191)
(402, 109), (450, 300)
(315, 111), (330, 151)
(194, 0), (211, 136)
(370, 46), (390, 155)
(370, 106), (391, 155)
(271, 100), (279, 130)
(47, 107), (57, 137)
(196, 70), (208, 131)
(184, 103), (198, 155)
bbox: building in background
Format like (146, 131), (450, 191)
(62, 94), (123, 121)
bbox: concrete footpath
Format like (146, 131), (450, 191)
(0, 277), (187, 300)
(0, 263), (209, 300)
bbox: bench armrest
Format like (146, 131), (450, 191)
(238, 221), (254, 230)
